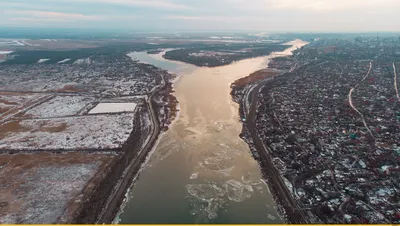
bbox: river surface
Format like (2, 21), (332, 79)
(117, 40), (308, 223)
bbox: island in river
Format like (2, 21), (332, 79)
(163, 43), (290, 67)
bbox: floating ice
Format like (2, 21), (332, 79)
(267, 213), (277, 220)
(186, 183), (225, 202)
(190, 172), (199, 180)
(223, 180), (254, 202)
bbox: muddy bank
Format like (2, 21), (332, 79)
(152, 73), (179, 132)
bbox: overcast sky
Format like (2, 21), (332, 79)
(0, 0), (399, 32)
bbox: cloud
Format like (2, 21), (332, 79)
(69, 0), (190, 10)
(9, 17), (70, 22)
(222, 0), (399, 12)
(4, 10), (100, 20)
(164, 15), (234, 22)
(268, 0), (381, 11)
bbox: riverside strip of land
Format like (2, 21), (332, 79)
(0, 48), (177, 223)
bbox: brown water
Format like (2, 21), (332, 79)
(117, 40), (307, 224)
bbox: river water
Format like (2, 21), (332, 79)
(117, 40), (307, 224)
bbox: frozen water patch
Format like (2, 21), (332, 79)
(267, 213), (277, 220)
(217, 166), (235, 177)
(186, 183), (225, 202)
(242, 172), (263, 185)
(186, 183), (226, 220)
(223, 180), (254, 202)
(190, 172), (199, 180)
(37, 59), (50, 63)
(88, 103), (137, 114)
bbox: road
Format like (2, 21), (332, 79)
(393, 63), (399, 102)
(95, 71), (164, 223)
(347, 61), (374, 139)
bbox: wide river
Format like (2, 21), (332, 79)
(117, 40), (307, 223)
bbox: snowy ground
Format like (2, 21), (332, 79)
(88, 103), (137, 114)
(0, 93), (44, 107)
(0, 113), (135, 150)
(37, 59), (50, 63)
(0, 152), (116, 223)
(57, 58), (71, 64)
(0, 51), (13, 55)
(24, 95), (95, 118)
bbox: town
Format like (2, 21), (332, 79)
(233, 35), (400, 223)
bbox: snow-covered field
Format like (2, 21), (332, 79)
(0, 93), (43, 106)
(0, 113), (135, 150)
(25, 95), (95, 118)
(88, 103), (137, 114)
(0, 152), (116, 224)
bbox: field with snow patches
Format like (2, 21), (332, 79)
(88, 103), (137, 114)
(0, 152), (116, 224)
(24, 95), (96, 118)
(0, 93), (44, 106)
(0, 113), (135, 150)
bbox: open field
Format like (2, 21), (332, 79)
(0, 152), (117, 224)
(0, 113), (135, 151)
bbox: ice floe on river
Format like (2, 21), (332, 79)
(186, 179), (255, 220)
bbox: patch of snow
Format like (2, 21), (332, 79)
(37, 59), (50, 63)
(0, 162), (101, 223)
(88, 103), (137, 114)
(25, 95), (95, 118)
(0, 113), (135, 150)
(73, 58), (91, 65)
(0, 51), (13, 55)
(57, 58), (71, 64)
(13, 40), (25, 46)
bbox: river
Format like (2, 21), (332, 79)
(117, 40), (308, 224)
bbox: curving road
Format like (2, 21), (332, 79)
(348, 61), (374, 139)
(393, 63), (399, 102)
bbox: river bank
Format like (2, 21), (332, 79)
(230, 40), (310, 223)
(68, 66), (179, 223)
